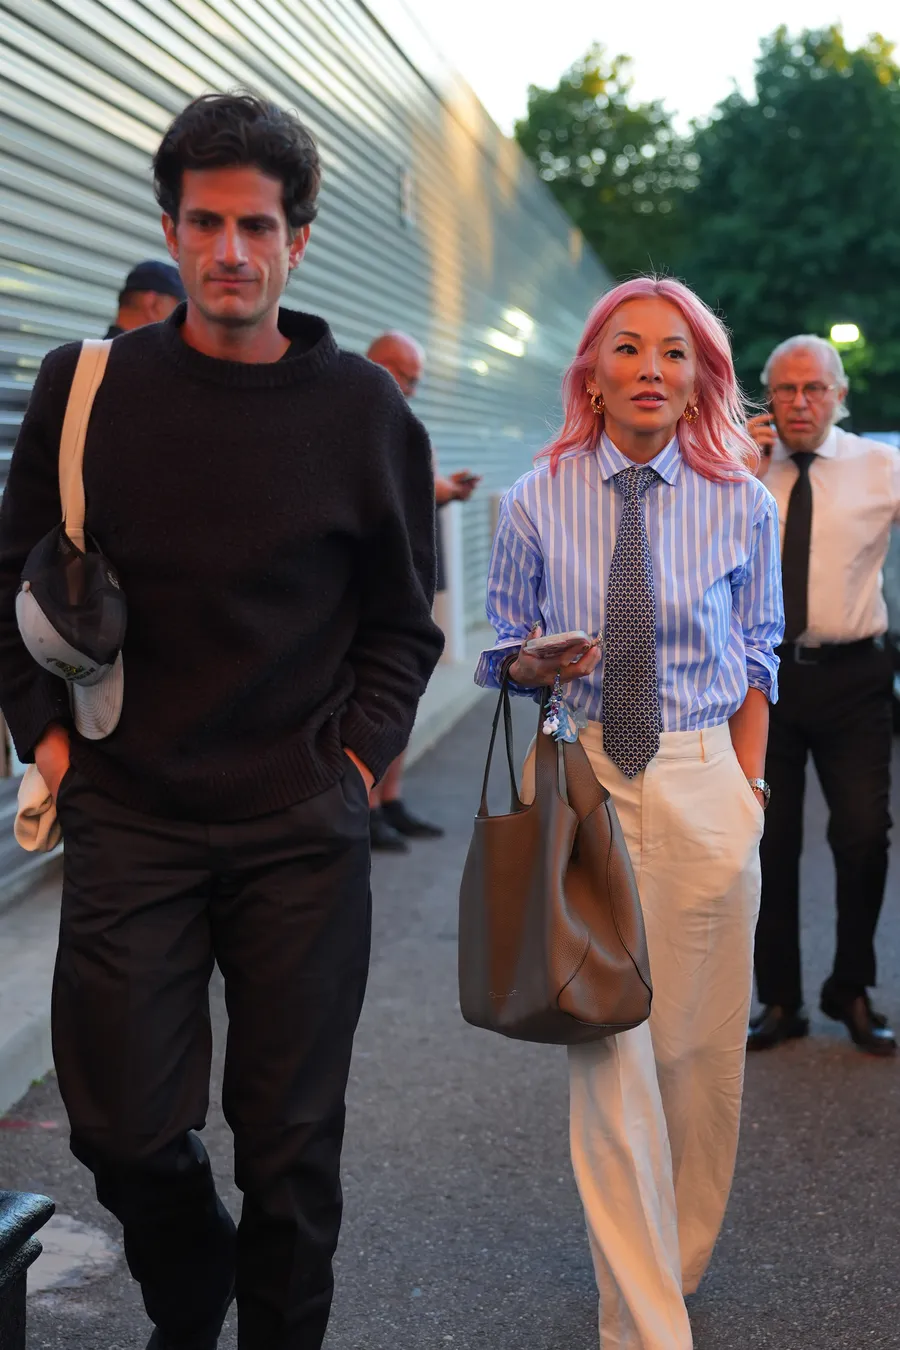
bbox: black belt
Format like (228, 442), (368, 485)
(777, 637), (879, 666)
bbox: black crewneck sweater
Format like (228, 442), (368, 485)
(0, 306), (444, 820)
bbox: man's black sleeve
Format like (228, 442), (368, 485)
(341, 404), (445, 781)
(0, 345), (79, 760)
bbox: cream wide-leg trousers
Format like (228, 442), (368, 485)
(527, 720), (763, 1350)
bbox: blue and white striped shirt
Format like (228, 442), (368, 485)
(475, 433), (784, 728)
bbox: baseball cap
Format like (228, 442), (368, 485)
(16, 526), (126, 740)
(120, 259), (185, 302)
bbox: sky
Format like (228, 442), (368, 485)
(412, 1), (900, 132)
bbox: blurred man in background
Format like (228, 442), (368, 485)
(747, 334), (900, 1056)
(104, 259), (185, 337)
(366, 331), (481, 851)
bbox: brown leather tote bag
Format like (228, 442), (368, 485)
(458, 679), (652, 1044)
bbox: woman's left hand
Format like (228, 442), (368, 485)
(508, 642), (601, 688)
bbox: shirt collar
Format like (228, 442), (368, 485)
(773, 425), (837, 462)
(597, 431), (682, 485)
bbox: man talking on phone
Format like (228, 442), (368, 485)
(747, 334), (900, 1056)
(365, 330), (481, 850)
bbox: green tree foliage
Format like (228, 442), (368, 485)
(514, 46), (698, 281)
(678, 26), (900, 429)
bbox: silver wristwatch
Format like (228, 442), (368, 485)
(747, 777), (770, 809)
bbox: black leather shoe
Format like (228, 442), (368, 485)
(146, 1330), (218, 1350)
(369, 807), (409, 852)
(146, 1276), (233, 1350)
(747, 1005), (810, 1051)
(819, 988), (897, 1056)
(381, 798), (444, 839)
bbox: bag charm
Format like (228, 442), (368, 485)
(542, 672), (579, 743)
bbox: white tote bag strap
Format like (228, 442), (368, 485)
(59, 338), (112, 551)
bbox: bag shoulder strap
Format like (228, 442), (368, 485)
(59, 338), (112, 551)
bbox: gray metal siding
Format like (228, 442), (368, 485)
(0, 0), (610, 629)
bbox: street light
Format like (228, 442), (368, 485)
(830, 323), (861, 344)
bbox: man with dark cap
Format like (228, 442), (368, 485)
(104, 259), (186, 337)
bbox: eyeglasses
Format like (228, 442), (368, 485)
(769, 382), (836, 405)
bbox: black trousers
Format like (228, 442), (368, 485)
(52, 765), (372, 1350)
(755, 641), (893, 1008)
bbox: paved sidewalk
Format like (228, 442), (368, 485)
(2, 695), (899, 1348)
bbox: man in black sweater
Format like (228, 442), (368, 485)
(0, 93), (443, 1350)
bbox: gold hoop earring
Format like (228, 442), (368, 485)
(589, 390), (605, 416)
(684, 402), (700, 424)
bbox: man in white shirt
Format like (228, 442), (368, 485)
(747, 334), (898, 1055)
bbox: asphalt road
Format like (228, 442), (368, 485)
(3, 696), (899, 1349)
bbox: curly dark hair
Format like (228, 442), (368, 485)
(153, 91), (321, 230)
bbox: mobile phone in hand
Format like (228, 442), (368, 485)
(524, 630), (593, 661)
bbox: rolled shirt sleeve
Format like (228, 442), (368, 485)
(474, 490), (544, 694)
(732, 489), (784, 703)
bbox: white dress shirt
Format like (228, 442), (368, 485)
(765, 426), (900, 644)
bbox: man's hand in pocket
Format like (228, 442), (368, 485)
(34, 724), (71, 802)
(343, 748), (374, 794)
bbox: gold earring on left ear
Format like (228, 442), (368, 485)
(683, 402), (700, 424)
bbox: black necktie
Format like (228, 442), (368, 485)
(781, 452), (816, 642)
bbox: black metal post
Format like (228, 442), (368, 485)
(0, 1191), (55, 1350)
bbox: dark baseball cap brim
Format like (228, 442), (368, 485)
(16, 525), (127, 741)
(122, 260), (185, 301)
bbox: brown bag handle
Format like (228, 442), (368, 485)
(479, 676), (610, 821)
(560, 736), (609, 817)
(477, 672), (525, 816)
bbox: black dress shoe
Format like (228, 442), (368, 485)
(146, 1275), (234, 1350)
(369, 807), (409, 852)
(747, 1005), (810, 1051)
(819, 988), (897, 1056)
(381, 798), (444, 839)
(146, 1330), (218, 1350)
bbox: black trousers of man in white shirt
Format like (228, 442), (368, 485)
(755, 638), (893, 1009)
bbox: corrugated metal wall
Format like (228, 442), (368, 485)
(0, 0), (610, 631)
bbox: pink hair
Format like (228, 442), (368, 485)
(539, 276), (759, 480)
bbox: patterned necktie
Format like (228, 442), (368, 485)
(603, 467), (662, 778)
(781, 452), (815, 642)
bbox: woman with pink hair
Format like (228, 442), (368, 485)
(475, 276), (784, 1347)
